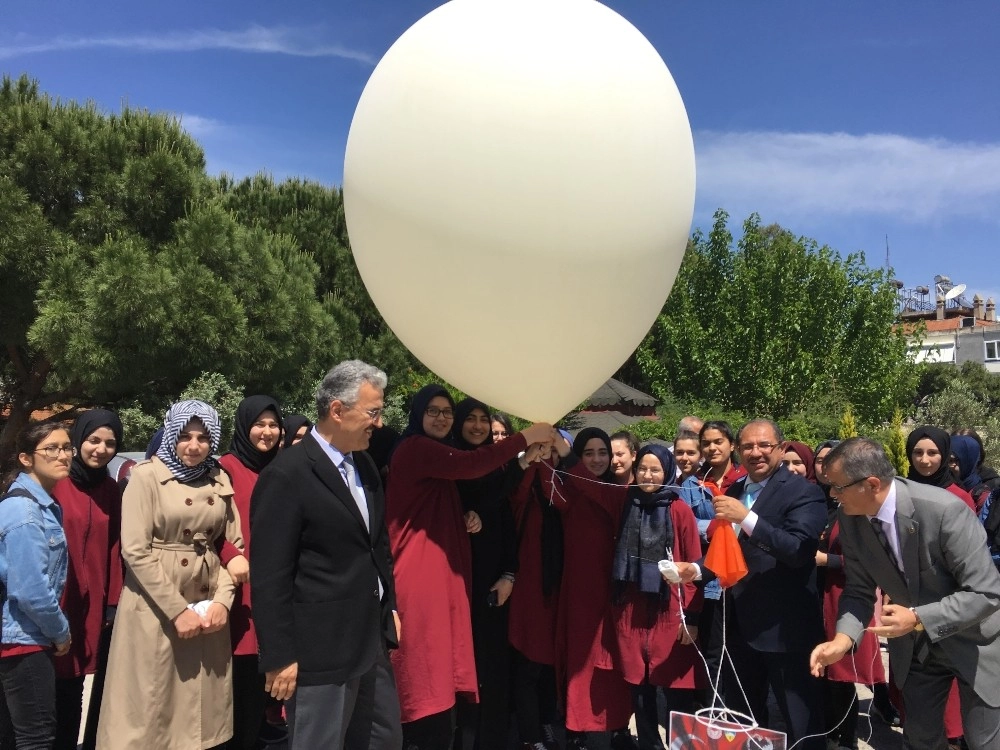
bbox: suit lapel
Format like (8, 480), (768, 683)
(304, 434), (370, 535)
(894, 480), (921, 605)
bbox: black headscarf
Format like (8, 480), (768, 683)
(452, 398), (493, 450)
(572, 428), (616, 483)
(70, 409), (123, 489)
(228, 395), (284, 474)
(282, 414), (312, 450)
(906, 425), (956, 489)
(388, 384), (456, 466)
(612, 444), (678, 598)
(145, 427), (164, 460)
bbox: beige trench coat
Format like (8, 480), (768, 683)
(97, 457), (243, 750)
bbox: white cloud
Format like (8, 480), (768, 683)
(695, 130), (1000, 223)
(176, 114), (227, 139)
(0, 26), (375, 64)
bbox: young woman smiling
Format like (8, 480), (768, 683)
(451, 398), (531, 750)
(51, 410), (125, 750)
(698, 421), (746, 494)
(218, 396), (284, 750)
(0, 422), (74, 750)
(97, 400), (244, 750)
(386, 385), (553, 750)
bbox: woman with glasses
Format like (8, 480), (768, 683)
(50, 410), (124, 750)
(217, 396), (283, 750)
(490, 413), (514, 443)
(0, 422), (74, 749)
(386, 385), (553, 750)
(97, 400), (243, 749)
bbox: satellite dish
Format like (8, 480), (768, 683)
(944, 283), (967, 301)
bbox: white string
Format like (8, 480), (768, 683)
(539, 457), (888, 749)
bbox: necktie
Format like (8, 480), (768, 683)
(870, 517), (900, 572)
(341, 455), (371, 532)
(341, 455), (383, 599)
(744, 482), (763, 509)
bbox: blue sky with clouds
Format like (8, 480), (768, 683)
(4, 1), (999, 303)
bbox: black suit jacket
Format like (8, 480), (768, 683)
(703, 464), (827, 653)
(251, 432), (397, 686)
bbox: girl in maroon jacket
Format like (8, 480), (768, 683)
(52, 410), (124, 750)
(385, 385), (552, 750)
(217, 395), (283, 750)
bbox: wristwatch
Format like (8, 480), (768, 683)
(909, 607), (925, 632)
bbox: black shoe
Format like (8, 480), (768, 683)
(541, 723), (560, 750)
(610, 730), (638, 750)
(870, 698), (901, 728)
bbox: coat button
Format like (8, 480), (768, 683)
(180, 559), (189, 567)
(207, 498), (215, 506)
(200, 585), (210, 593)
(205, 529), (213, 535)
(183, 529), (191, 536)
(185, 498), (193, 506)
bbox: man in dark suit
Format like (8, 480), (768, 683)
(811, 438), (1000, 750)
(677, 419), (827, 748)
(251, 360), (401, 750)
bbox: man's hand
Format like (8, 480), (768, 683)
(809, 633), (853, 677)
(266, 662), (298, 701)
(815, 551), (828, 567)
(713, 496), (750, 524)
(227, 554), (250, 584)
(464, 511), (482, 534)
(868, 603), (921, 638)
(200, 602), (229, 634)
(173, 609), (203, 639)
(673, 562), (700, 584)
(53, 637), (72, 657)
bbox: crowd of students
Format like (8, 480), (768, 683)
(1, 382), (999, 750)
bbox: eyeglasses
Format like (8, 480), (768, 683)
(738, 442), (780, 453)
(35, 445), (76, 459)
(425, 407), (454, 419)
(829, 476), (870, 494)
(349, 405), (384, 422)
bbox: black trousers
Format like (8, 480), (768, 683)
(403, 708), (455, 750)
(511, 650), (557, 745)
(228, 654), (267, 749)
(0, 650), (56, 750)
(53, 675), (85, 750)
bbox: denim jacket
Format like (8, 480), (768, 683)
(676, 474), (722, 601)
(0, 473), (70, 646)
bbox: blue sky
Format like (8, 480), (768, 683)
(4, 1), (999, 304)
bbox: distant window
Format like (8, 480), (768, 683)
(987, 340), (1000, 362)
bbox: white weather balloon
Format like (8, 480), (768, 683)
(344, 0), (695, 422)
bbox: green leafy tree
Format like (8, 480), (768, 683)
(0, 76), (339, 468)
(638, 210), (916, 423)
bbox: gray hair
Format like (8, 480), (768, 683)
(737, 418), (784, 444)
(824, 437), (896, 483)
(315, 360), (388, 419)
(678, 415), (704, 435)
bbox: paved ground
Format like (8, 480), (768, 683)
(79, 665), (905, 750)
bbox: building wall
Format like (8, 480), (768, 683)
(956, 325), (1000, 373)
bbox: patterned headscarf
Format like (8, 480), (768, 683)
(155, 400), (221, 482)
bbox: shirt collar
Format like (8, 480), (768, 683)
(871, 479), (898, 525)
(310, 426), (349, 467)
